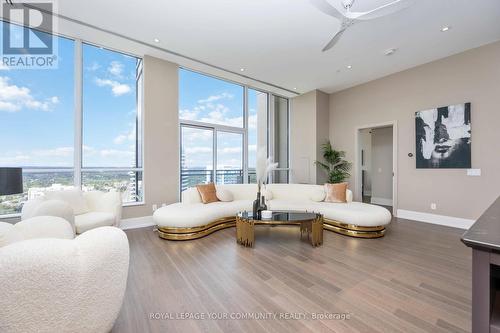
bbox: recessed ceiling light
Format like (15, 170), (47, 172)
(347, 65), (352, 69)
(293, 87), (297, 90)
(153, 38), (160, 43)
(441, 26), (450, 32)
(384, 48), (397, 56)
(240, 68), (245, 72)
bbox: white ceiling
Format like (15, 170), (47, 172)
(54, 0), (500, 94)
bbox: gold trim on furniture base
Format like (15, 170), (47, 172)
(324, 218), (386, 238)
(157, 216), (385, 240)
(157, 217), (235, 240)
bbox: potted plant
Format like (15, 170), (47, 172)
(315, 141), (352, 183)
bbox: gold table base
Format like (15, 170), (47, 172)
(236, 214), (324, 248)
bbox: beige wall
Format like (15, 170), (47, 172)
(290, 90), (329, 184)
(123, 56), (179, 219)
(370, 127), (393, 202)
(315, 90), (330, 185)
(329, 41), (500, 220)
(290, 91), (317, 184)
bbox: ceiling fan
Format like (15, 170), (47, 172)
(310, 0), (415, 51)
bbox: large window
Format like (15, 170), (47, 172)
(247, 89), (268, 183)
(179, 69), (289, 193)
(0, 21), (143, 217)
(82, 43), (143, 203)
(271, 96), (290, 183)
(181, 126), (214, 189)
(179, 69), (244, 127)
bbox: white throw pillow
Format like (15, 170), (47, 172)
(262, 188), (273, 200)
(182, 187), (202, 204)
(309, 189), (326, 202)
(216, 189), (234, 202)
(45, 189), (89, 215)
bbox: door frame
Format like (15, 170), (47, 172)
(354, 121), (398, 216)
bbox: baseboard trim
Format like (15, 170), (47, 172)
(371, 197), (393, 206)
(120, 216), (155, 230)
(396, 209), (475, 230)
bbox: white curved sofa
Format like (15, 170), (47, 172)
(154, 184), (392, 239)
(0, 226), (129, 333)
(22, 189), (122, 234)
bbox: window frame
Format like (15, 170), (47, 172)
(0, 21), (145, 218)
(78, 44), (144, 206)
(178, 68), (290, 193)
(268, 95), (291, 183)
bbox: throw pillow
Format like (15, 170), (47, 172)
(196, 183), (219, 204)
(309, 189), (326, 202)
(324, 183), (348, 203)
(45, 189), (90, 215)
(216, 189), (234, 202)
(182, 187), (202, 204)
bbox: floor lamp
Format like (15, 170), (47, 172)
(0, 167), (23, 196)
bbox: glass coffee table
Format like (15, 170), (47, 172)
(236, 211), (323, 248)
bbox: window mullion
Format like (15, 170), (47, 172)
(243, 87), (249, 184)
(74, 40), (83, 188)
(213, 128), (217, 184)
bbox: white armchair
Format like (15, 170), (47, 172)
(0, 226), (129, 333)
(21, 189), (122, 234)
(0, 216), (75, 248)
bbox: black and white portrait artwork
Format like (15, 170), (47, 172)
(415, 103), (471, 168)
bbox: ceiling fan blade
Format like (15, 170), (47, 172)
(322, 28), (346, 52)
(345, 0), (414, 20)
(309, 0), (345, 20)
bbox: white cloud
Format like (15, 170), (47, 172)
(179, 109), (198, 121)
(180, 100), (243, 127)
(113, 124), (136, 145)
(0, 76), (59, 112)
(86, 62), (100, 72)
(113, 135), (128, 145)
(34, 147), (73, 157)
(184, 147), (212, 154)
(108, 61), (124, 77)
(100, 149), (134, 158)
(197, 92), (233, 104)
(219, 147), (242, 154)
(83, 145), (95, 153)
(95, 78), (131, 96)
(0, 154), (30, 165)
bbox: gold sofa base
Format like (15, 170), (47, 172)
(157, 217), (385, 240)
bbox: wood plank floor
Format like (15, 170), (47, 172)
(112, 217), (472, 333)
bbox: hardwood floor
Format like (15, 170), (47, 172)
(112, 217), (472, 333)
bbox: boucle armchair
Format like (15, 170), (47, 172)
(0, 216), (75, 248)
(21, 189), (122, 234)
(0, 226), (130, 333)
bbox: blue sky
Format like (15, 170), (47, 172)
(0, 22), (139, 168)
(0, 20), (265, 171)
(179, 69), (265, 169)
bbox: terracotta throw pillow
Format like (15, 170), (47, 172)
(324, 182), (348, 203)
(196, 183), (219, 204)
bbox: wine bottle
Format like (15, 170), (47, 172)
(253, 191), (260, 219)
